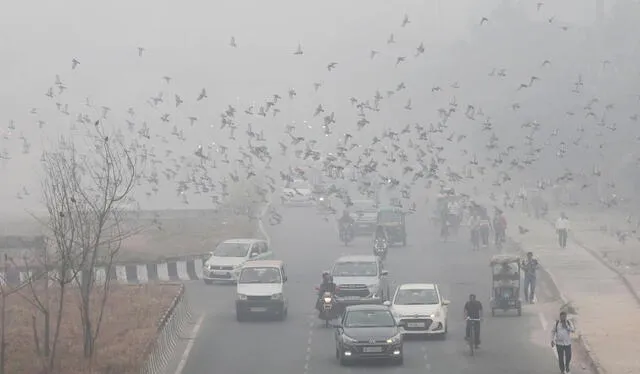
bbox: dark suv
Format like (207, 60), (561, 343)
(334, 304), (404, 365)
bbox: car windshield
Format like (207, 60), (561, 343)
(353, 201), (376, 213)
(289, 181), (309, 189)
(332, 261), (378, 277)
(344, 310), (396, 328)
(212, 242), (249, 258)
(394, 289), (439, 305)
(238, 267), (282, 284)
(378, 212), (401, 223)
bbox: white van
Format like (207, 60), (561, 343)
(203, 239), (273, 284)
(235, 260), (288, 321)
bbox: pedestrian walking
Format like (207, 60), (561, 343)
(551, 311), (575, 373)
(521, 251), (538, 303)
(555, 213), (570, 248)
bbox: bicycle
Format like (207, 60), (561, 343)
(466, 317), (481, 356)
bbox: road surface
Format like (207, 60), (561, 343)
(177, 206), (592, 374)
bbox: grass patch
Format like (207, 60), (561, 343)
(4, 283), (180, 374)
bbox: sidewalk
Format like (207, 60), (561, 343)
(505, 209), (640, 374)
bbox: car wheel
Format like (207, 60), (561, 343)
(204, 279), (213, 285)
(278, 307), (288, 321)
(236, 310), (245, 322)
(394, 356), (404, 365)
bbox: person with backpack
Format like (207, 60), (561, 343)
(551, 311), (575, 374)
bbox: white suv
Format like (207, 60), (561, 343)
(203, 239), (273, 284)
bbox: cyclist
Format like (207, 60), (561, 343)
(464, 294), (483, 348)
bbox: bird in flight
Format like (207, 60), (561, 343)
(71, 58), (80, 69)
(401, 14), (410, 27)
(230, 36), (237, 48)
(138, 47), (145, 57)
(294, 43), (303, 55)
(480, 17), (489, 25)
(327, 62), (338, 71)
(197, 88), (207, 101)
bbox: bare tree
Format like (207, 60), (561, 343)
(40, 123), (138, 361)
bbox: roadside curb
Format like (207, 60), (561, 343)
(506, 232), (604, 374)
(540, 217), (640, 307)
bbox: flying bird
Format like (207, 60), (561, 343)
(138, 47), (145, 57)
(71, 58), (80, 69)
(294, 43), (303, 55)
(197, 88), (207, 101)
(480, 17), (489, 25)
(327, 62), (338, 71)
(401, 14), (410, 27)
(230, 36), (237, 48)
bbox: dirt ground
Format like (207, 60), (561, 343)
(118, 214), (260, 263)
(4, 283), (180, 374)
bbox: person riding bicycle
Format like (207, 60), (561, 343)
(316, 272), (337, 311)
(464, 294), (483, 348)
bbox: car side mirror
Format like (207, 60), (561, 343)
(250, 252), (258, 258)
(283, 276), (288, 282)
(397, 321), (407, 328)
(383, 300), (391, 307)
(381, 270), (389, 276)
(442, 300), (450, 306)
(332, 322), (342, 328)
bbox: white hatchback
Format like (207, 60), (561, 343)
(391, 283), (450, 338)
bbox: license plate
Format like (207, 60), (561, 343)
(341, 296), (361, 300)
(407, 322), (426, 328)
(323, 304), (333, 310)
(211, 270), (228, 275)
(250, 307), (267, 312)
(363, 347), (383, 353)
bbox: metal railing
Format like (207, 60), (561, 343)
(140, 284), (193, 374)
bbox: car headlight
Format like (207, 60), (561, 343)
(430, 310), (441, 318)
(342, 335), (357, 344)
(323, 297), (332, 303)
(271, 293), (283, 300)
(386, 333), (402, 344)
(319, 197), (324, 201)
(237, 294), (247, 300)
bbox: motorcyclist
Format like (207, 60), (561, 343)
(374, 225), (389, 244)
(338, 210), (354, 230)
(316, 272), (337, 311)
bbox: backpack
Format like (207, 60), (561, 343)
(554, 319), (572, 332)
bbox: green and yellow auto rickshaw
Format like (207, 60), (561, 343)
(376, 206), (407, 246)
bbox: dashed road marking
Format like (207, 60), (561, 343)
(303, 315), (315, 374)
(422, 345), (431, 371)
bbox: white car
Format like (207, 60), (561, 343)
(236, 260), (288, 321)
(203, 239), (273, 284)
(391, 283), (450, 338)
(281, 179), (313, 206)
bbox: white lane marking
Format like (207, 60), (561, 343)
(422, 345), (431, 371)
(304, 316), (314, 374)
(174, 314), (206, 374)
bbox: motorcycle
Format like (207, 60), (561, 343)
(373, 239), (388, 260)
(339, 223), (354, 245)
(315, 289), (338, 327)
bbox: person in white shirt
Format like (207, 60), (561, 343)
(551, 311), (575, 373)
(555, 213), (570, 248)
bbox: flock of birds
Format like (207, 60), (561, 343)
(2, 1), (640, 243)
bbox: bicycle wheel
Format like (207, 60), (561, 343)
(469, 324), (475, 356)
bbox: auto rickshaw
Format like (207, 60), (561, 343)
(376, 206), (406, 246)
(490, 254), (522, 316)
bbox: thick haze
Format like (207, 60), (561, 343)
(1, 0), (635, 217)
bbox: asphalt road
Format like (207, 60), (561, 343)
(178, 206), (591, 374)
